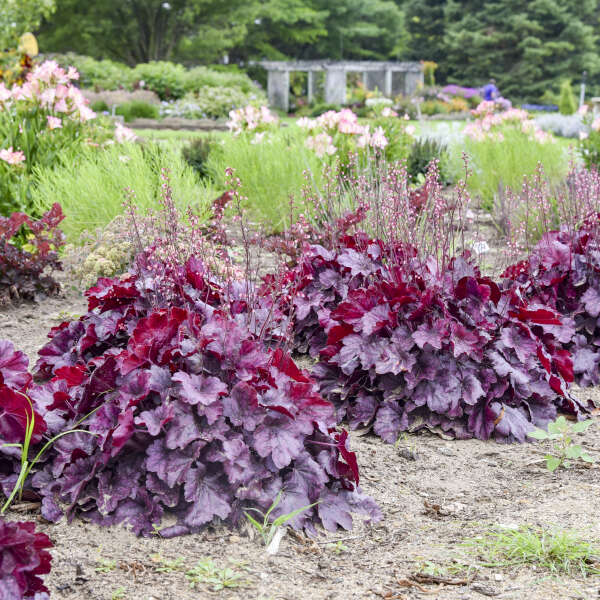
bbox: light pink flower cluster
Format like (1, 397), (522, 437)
(592, 117), (600, 132)
(305, 132), (337, 157)
(0, 147), (25, 165)
(227, 105), (278, 135)
(465, 101), (554, 144)
(114, 121), (137, 143)
(0, 60), (96, 123)
(356, 125), (388, 149)
(296, 108), (403, 156)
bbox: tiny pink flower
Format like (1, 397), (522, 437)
(0, 147), (26, 165)
(54, 98), (68, 113)
(115, 122), (137, 143)
(78, 105), (97, 122)
(66, 66), (80, 81)
(47, 116), (62, 130)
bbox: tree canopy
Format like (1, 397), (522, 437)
(31, 0), (600, 101)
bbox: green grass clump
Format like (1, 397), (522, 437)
(32, 142), (215, 241)
(464, 525), (600, 577)
(461, 127), (570, 210)
(206, 127), (323, 231)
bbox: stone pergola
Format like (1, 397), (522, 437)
(257, 60), (424, 112)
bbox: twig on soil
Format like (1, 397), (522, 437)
(9, 501), (41, 512)
(394, 577), (438, 594)
(315, 535), (362, 545)
(410, 572), (474, 586)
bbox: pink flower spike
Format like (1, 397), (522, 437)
(47, 116), (62, 130)
(0, 147), (26, 165)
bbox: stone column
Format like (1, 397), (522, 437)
(267, 69), (290, 112)
(325, 67), (346, 106)
(307, 71), (315, 103)
(384, 69), (393, 97)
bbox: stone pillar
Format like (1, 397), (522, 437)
(267, 69), (290, 112)
(404, 70), (424, 96)
(324, 67), (346, 106)
(307, 71), (315, 103)
(384, 69), (393, 97)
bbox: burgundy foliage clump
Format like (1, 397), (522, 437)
(503, 215), (600, 387)
(0, 517), (52, 600)
(288, 235), (590, 443)
(6, 257), (379, 537)
(0, 203), (65, 304)
(0, 340), (47, 494)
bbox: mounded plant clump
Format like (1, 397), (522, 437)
(0, 256), (380, 538)
(287, 234), (590, 443)
(503, 214), (600, 387)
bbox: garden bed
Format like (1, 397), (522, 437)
(1, 270), (599, 600)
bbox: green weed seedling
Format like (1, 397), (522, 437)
(528, 416), (595, 472)
(185, 559), (249, 591)
(151, 554), (186, 573)
(244, 492), (317, 548)
(463, 525), (600, 577)
(111, 587), (126, 600)
(95, 558), (117, 573)
(326, 541), (349, 554)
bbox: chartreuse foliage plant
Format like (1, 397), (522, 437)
(206, 127), (323, 231)
(528, 416), (594, 472)
(32, 141), (215, 241)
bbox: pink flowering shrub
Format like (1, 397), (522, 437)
(0, 60), (135, 215)
(227, 105), (278, 138)
(297, 108), (413, 166)
(465, 102), (553, 143)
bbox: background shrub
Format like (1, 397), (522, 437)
(115, 100), (160, 122)
(161, 87), (267, 120)
(407, 137), (449, 183)
(558, 80), (577, 115)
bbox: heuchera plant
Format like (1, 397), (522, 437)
(0, 517), (52, 600)
(0, 203), (65, 304)
(288, 235), (589, 443)
(502, 214), (600, 387)
(0, 342), (52, 600)
(0, 256), (379, 538)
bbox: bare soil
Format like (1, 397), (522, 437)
(2, 284), (600, 600)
